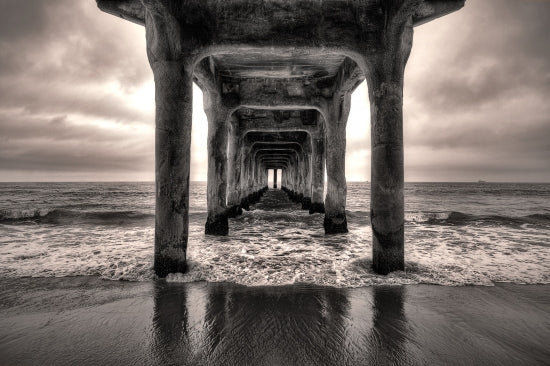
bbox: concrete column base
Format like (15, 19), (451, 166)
(309, 202), (325, 214)
(324, 214), (348, 234)
(372, 227), (405, 274)
(241, 198), (250, 211)
(226, 205), (243, 218)
(249, 192), (260, 204)
(205, 214), (229, 235)
(154, 254), (187, 278)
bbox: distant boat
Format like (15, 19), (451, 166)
(478, 180), (487, 183)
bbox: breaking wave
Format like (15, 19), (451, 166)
(1, 182), (549, 287)
(406, 211), (550, 227)
(0, 208), (155, 226)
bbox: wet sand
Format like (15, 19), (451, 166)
(0, 278), (548, 365)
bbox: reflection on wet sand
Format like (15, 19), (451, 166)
(152, 282), (191, 364)
(152, 282), (411, 365)
(370, 286), (410, 365)
(1, 278), (548, 365)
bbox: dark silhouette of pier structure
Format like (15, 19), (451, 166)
(97, 0), (464, 277)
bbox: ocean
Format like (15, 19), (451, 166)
(0, 182), (548, 287)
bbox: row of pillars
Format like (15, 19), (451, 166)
(204, 99), (351, 238)
(154, 64), (404, 277)
(96, 0), (466, 282)
(149, 24), (410, 280)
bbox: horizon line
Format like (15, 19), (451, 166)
(1, 180), (549, 184)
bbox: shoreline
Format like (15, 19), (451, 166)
(1, 277), (548, 365)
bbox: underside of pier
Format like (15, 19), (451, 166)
(97, 0), (465, 277)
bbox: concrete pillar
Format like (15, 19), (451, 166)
(204, 93), (229, 235)
(247, 148), (254, 198)
(240, 144), (252, 210)
(142, 1), (192, 277)
(301, 138), (312, 210)
(295, 153), (301, 198)
(256, 160), (261, 191)
(324, 94), (351, 234)
(366, 18), (413, 274)
(295, 154), (300, 194)
(226, 117), (242, 217)
(310, 130), (325, 214)
(252, 157), (260, 202)
(297, 153), (304, 201)
(286, 152), (300, 197)
(273, 169), (278, 188)
(151, 61), (192, 277)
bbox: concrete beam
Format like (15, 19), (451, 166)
(96, 0), (144, 26)
(258, 156), (297, 164)
(249, 142), (305, 153)
(261, 162), (290, 169)
(255, 148), (301, 154)
(226, 78), (326, 112)
(258, 154), (295, 162)
(261, 158), (291, 164)
(244, 131), (309, 145)
(236, 109), (320, 134)
(413, 0), (466, 27)
(193, 58), (220, 94)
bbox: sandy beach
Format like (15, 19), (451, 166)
(0, 277), (548, 365)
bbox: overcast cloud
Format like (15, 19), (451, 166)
(0, 0), (548, 182)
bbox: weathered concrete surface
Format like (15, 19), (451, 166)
(98, 0), (465, 277)
(323, 94), (351, 234)
(366, 9), (414, 274)
(98, 0), (464, 56)
(310, 130), (325, 214)
(226, 117), (242, 218)
(204, 92), (229, 235)
(152, 62), (192, 277)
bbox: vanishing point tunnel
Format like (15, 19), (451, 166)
(97, 0), (464, 277)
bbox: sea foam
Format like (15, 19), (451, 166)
(1, 182), (549, 287)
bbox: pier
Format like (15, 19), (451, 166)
(97, 0), (464, 277)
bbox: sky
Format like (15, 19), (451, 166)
(0, 0), (549, 182)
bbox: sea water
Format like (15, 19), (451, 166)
(0, 182), (548, 286)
